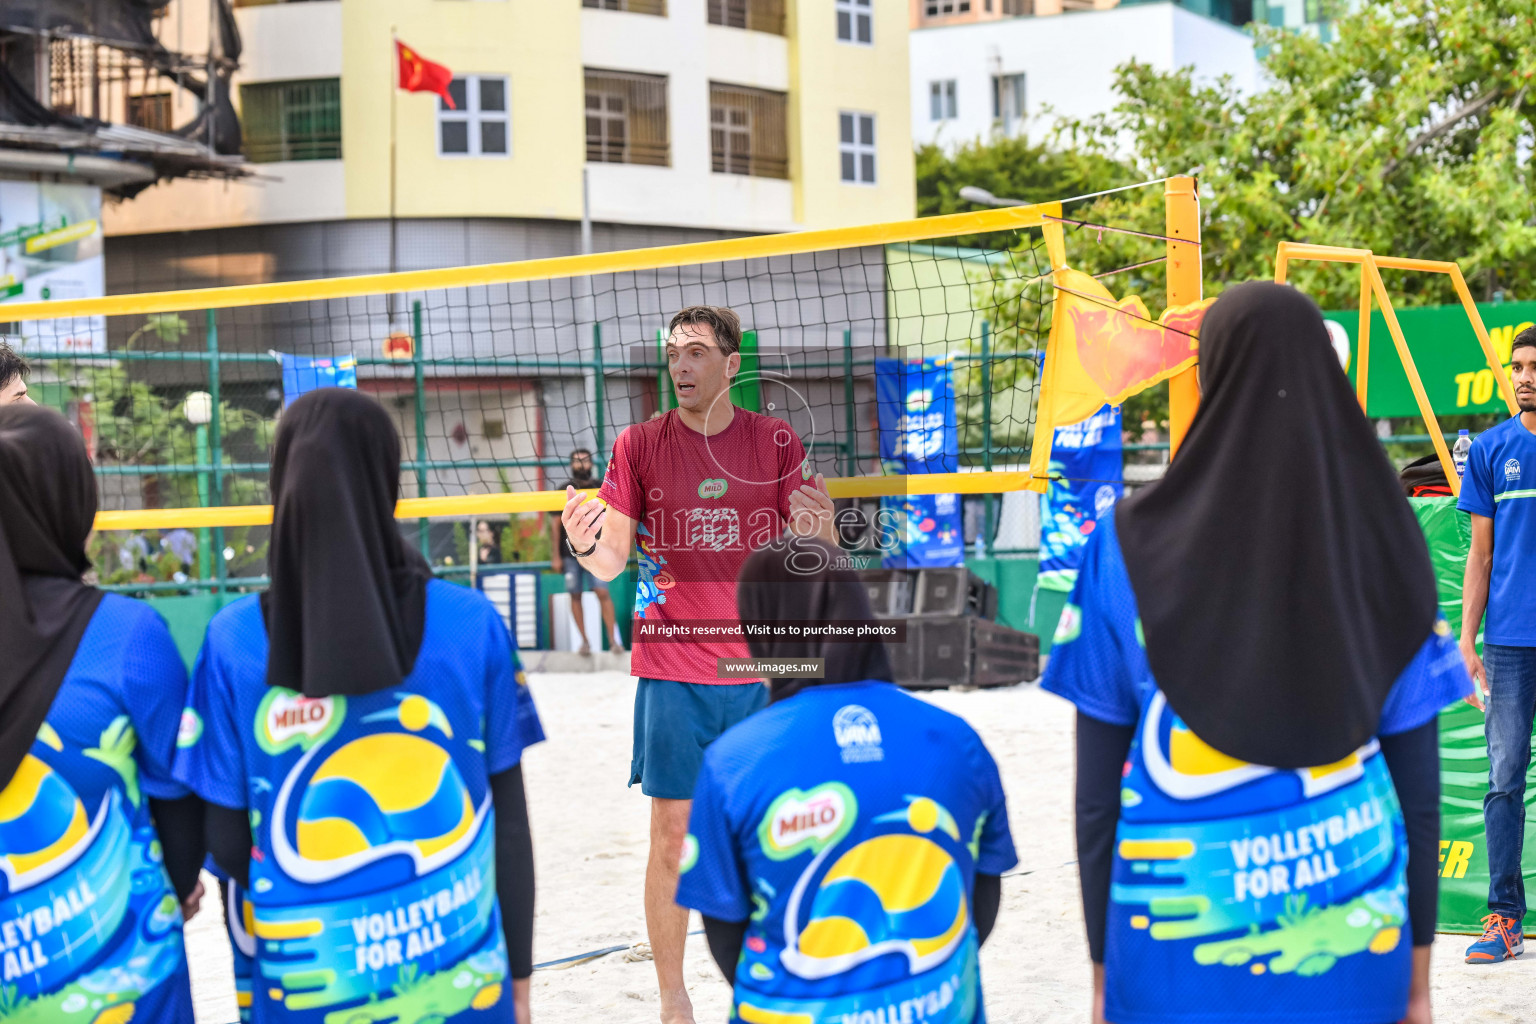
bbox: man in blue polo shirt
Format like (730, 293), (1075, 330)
(1459, 325), (1536, 964)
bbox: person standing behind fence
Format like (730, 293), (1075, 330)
(548, 447), (625, 655)
(1457, 325), (1536, 965)
(561, 305), (838, 1024)
(678, 537), (1016, 1024)
(174, 388), (544, 1024)
(1043, 283), (1469, 1024)
(0, 404), (206, 1022)
(0, 342), (35, 404)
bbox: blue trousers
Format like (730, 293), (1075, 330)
(1483, 643), (1536, 922)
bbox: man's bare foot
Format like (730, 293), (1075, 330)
(578, 641), (591, 656)
(659, 990), (695, 1024)
(613, 642), (627, 654)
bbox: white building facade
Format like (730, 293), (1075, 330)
(909, 2), (1260, 152)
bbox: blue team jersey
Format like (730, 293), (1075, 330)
(0, 594), (194, 1022)
(1042, 516), (1470, 1024)
(677, 680), (1017, 1024)
(1457, 415), (1536, 645)
(174, 580), (544, 1023)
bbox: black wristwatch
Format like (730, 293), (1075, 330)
(566, 537), (598, 558)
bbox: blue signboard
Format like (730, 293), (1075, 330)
(1038, 404), (1123, 591)
(278, 354), (358, 406)
(875, 356), (963, 569)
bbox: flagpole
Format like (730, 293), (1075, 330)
(389, 26), (399, 326)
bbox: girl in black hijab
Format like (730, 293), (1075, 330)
(173, 389), (544, 1024)
(675, 538), (1015, 1022)
(1042, 282), (1470, 1024)
(0, 404), (205, 1022)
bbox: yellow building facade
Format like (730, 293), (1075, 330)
(106, 0), (914, 243)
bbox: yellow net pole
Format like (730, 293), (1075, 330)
(1165, 176), (1202, 456)
(1355, 263), (1371, 413)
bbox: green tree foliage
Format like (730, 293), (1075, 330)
(976, 0), (1536, 433)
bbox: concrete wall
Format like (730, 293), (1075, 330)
(908, 2), (1259, 152)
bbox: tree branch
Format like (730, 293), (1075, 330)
(1382, 87), (1504, 178)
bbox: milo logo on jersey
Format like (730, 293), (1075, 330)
(0, 728), (185, 1017)
(249, 690), (508, 1020)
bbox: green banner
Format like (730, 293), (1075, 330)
(1411, 496), (1536, 936)
(1322, 302), (1536, 418)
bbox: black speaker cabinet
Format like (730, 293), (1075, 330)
(912, 568), (998, 620)
(859, 568), (914, 619)
(885, 617), (1039, 690)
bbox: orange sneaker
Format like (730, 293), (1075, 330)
(1465, 913), (1523, 964)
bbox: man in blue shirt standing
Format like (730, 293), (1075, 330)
(1459, 326), (1536, 964)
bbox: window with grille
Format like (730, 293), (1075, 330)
(585, 70), (669, 166)
(240, 78), (341, 163)
(835, 0), (872, 44)
(923, 0), (971, 16)
(838, 111), (875, 185)
(929, 80), (956, 121)
(710, 83), (787, 179)
(438, 76), (510, 157)
(582, 0), (667, 14)
(1002, 0), (1032, 12)
(126, 93), (173, 133)
(707, 0), (786, 35)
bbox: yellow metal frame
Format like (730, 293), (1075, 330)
(73, 204), (1065, 530)
(1273, 242), (1518, 497)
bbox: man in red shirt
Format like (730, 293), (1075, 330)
(562, 305), (835, 1024)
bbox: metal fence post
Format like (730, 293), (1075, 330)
(842, 328), (855, 477)
(208, 309), (226, 595)
(981, 320), (995, 557)
(593, 322), (606, 472)
(413, 300), (429, 559)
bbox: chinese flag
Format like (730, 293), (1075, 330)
(397, 40), (455, 109)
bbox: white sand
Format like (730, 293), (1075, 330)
(188, 671), (1534, 1023)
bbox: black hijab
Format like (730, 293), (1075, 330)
(737, 537), (893, 703)
(1116, 281), (1438, 769)
(263, 389), (432, 698)
(0, 405), (104, 787)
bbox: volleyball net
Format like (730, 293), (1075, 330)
(5, 202), (1096, 584)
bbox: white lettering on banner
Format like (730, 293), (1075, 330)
(1054, 408), (1118, 450)
(349, 868), (482, 975)
(1226, 797), (1384, 901)
(834, 973), (961, 1024)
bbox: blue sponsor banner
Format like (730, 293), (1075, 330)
(1039, 404), (1123, 591)
(876, 357), (963, 569)
(279, 354), (357, 406)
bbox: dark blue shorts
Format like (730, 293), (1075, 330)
(630, 677), (768, 799)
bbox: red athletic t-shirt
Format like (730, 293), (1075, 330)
(598, 408), (811, 684)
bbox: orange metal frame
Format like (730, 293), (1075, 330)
(1273, 242), (1518, 496)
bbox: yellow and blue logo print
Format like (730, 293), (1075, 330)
(0, 755), (92, 885)
(0, 727), (185, 1017)
(1109, 688), (1408, 995)
(252, 690), (507, 1021)
(737, 791), (980, 1024)
(295, 733), (476, 864)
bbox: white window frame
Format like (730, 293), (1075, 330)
(838, 111), (876, 186)
(929, 79), (956, 121)
(835, 0), (872, 45)
(438, 74), (511, 159)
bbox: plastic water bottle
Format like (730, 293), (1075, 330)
(1453, 429), (1472, 479)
